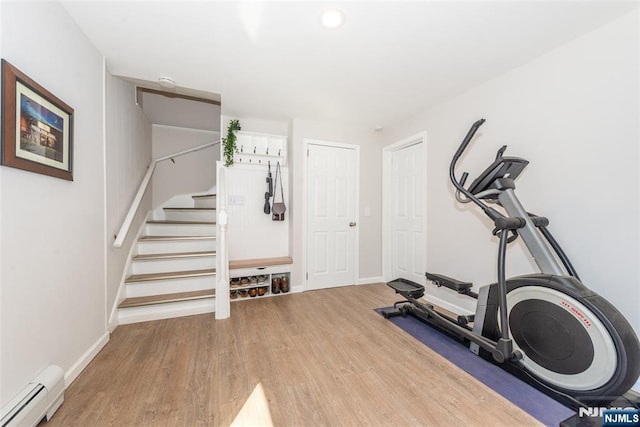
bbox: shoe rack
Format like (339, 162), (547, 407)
(229, 262), (291, 301)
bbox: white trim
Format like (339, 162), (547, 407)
(102, 58), (108, 334)
(303, 139), (360, 290)
(64, 332), (110, 387)
(382, 132), (427, 283)
(358, 276), (385, 285)
(215, 161), (230, 319)
(422, 292), (475, 316)
(108, 211), (153, 331)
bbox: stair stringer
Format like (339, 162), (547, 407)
(108, 210), (153, 332)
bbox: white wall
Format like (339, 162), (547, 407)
(105, 73), (152, 324)
(226, 164), (290, 260)
(152, 125), (219, 208)
(0, 2), (106, 405)
(220, 116), (291, 261)
(290, 118), (384, 290)
(383, 10), (640, 352)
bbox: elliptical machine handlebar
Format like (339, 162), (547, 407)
(449, 119), (513, 226)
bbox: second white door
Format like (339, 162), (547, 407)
(307, 143), (358, 290)
(390, 141), (425, 285)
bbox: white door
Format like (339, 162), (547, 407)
(390, 141), (425, 285)
(307, 143), (358, 290)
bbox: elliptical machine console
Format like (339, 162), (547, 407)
(385, 119), (640, 405)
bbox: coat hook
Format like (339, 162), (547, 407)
(266, 147), (269, 155)
(241, 145), (244, 153)
(253, 146), (256, 154)
(278, 149), (281, 156)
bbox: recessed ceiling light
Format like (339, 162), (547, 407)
(158, 76), (175, 89)
(320, 8), (345, 30)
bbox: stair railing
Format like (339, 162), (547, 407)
(215, 161), (230, 319)
(113, 140), (220, 248)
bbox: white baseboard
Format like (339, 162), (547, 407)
(358, 276), (384, 285)
(420, 292), (475, 316)
(65, 332), (110, 387)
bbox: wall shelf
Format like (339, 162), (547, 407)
(234, 131), (287, 166)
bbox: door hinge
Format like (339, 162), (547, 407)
(306, 272), (308, 280)
(307, 148), (309, 157)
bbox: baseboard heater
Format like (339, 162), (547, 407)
(0, 365), (64, 427)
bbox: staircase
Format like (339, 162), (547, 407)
(117, 193), (217, 324)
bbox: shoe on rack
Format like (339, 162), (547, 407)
(249, 288), (258, 297)
(272, 277), (281, 294)
(257, 287), (267, 296)
(281, 276), (290, 293)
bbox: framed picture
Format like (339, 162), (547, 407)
(1, 59), (73, 181)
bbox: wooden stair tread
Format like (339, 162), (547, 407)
(118, 289), (215, 309)
(139, 235), (216, 241)
(126, 268), (216, 283)
(230, 256), (293, 270)
(133, 251), (216, 261)
(147, 220), (216, 225)
(163, 207), (216, 211)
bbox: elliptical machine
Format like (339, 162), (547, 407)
(385, 119), (640, 405)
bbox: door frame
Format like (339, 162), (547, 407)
(382, 132), (427, 282)
(303, 138), (360, 290)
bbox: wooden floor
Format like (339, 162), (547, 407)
(47, 284), (541, 426)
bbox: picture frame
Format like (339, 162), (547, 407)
(1, 59), (74, 181)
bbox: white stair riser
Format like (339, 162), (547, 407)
(137, 238), (216, 255)
(164, 209), (216, 222)
(131, 256), (215, 275)
(118, 298), (215, 325)
(193, 197), (216, 209)
(125, 275), (216, 298)
(146, 223), (216, 236)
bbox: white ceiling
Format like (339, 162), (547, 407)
(62, 1), (638, 130)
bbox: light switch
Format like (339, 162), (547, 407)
(228, 195), (245, 206)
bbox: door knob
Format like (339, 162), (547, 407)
(349, 222), (356, 227)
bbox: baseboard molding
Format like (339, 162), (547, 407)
(421, 293), (475, 316)
(358, 276), (384, 285)
(65, 332), (109, 388)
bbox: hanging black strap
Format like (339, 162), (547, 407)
(264, 162), (272, 214)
